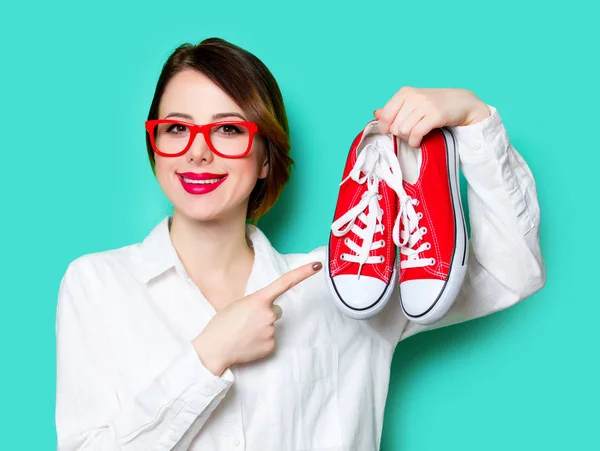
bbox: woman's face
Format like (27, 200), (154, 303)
(154, 68), (268, 223)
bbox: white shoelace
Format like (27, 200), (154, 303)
(396, 197), (434, 269)
(331, 134), (434, 276)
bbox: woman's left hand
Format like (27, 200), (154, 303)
(373, 87), (491, 148)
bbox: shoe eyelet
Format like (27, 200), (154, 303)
(379, 239), (385, 246)
(344, 238), (349, 245)
(340, 254), (346, 261)
(414, 199), (420, 206)
(425, 242), (431, 250)
(417, 212), (423, 219)
(420, 226), (427, 235)
(377, 194), (382, 200)
(379, 256), (385, 263)
(429, 258), (436, 265)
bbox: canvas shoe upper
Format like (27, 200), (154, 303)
(393, 127), (468, 325)
(327, 119), (406, 320)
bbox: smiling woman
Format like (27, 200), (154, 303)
(54, 36), (545, 451)
(144, 38), (294, 221)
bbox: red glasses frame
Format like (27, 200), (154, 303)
(145, 119), (260, 159)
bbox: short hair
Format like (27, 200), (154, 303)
(145, 37), (293, 221)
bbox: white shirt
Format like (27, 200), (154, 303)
(55, 105), (545, 451)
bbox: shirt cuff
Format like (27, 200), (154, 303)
(448, 104), (508, 163)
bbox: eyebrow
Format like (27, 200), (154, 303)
(164, 112), (247, 121)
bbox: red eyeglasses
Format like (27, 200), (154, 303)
(145, 119), (260, 158)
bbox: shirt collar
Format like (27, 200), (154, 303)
(134, 215), (289, 286)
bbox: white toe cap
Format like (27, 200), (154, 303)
(332, 274), (388, 309)
(400, 279), (444, 317)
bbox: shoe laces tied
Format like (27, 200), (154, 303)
(331, 139), (404, 277)
(395, 196), (434, 269)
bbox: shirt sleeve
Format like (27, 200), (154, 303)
(397, 104), (546, 341)
(55, 261), (234, 450)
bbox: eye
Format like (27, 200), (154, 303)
(165, 123), (189, 134)
(217, 123), (245, 135)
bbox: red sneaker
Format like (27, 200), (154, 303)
(393, 127), (468, 325)
(327, 120), (405, 319)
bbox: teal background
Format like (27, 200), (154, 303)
(1, 0), (598, 449)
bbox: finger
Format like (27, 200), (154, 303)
(391, 109), (425, 143)
(390, 106), (421, 138)
(258, 261), (323, 305)
(408, 114), (439, 148)
(377, 87), (411, 134)
(272, 304), (282, 321)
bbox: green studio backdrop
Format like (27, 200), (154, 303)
(0, 0), (597, 449)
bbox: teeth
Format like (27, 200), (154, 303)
(182, 177), (224, 185)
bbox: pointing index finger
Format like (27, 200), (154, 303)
(259, 261), (323, 304)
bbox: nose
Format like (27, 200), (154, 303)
(187, 131), (214, 164)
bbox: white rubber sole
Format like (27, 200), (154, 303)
(401, 127), (469, 325)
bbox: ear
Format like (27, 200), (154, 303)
(258, 140), (269, 179)
(258, 156), (269, 179)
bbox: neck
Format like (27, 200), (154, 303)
(168, 209), (254, 285)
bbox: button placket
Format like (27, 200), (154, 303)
(219, 368), (245, 449)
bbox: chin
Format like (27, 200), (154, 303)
(176, 201), (227, 222)
(163, 176), (255, 223)
(175, 195), (247, 224)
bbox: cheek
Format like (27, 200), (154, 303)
(232, 144), (265, 180)
(153, 157), (179, 189)
(154, 155), (171, 174)
(230, 158), (262, 190)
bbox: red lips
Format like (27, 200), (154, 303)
(177, 172), (228, 195)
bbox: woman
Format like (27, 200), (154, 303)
(55, 37), (545, 450)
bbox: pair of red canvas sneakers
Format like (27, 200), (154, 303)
(327, 119), (468, 324)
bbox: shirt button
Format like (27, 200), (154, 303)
(202, 387), (215, 396)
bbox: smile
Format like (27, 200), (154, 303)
(178, 174), (228, 195)
(181, 176), (225, 185)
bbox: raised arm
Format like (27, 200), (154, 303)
(399, 105), (546, 340)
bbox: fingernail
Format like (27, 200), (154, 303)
(312, 262), (323, 271)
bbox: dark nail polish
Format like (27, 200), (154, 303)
(312, 262), (323, 271)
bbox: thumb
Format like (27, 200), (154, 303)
(373, 108), (382, 119)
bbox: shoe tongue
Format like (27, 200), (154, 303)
(397, 138), (421, 185)
(357, 121), (387, 149)
(358, 132), (393, 166)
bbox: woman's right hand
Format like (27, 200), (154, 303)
(192, 261), (323, 376)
